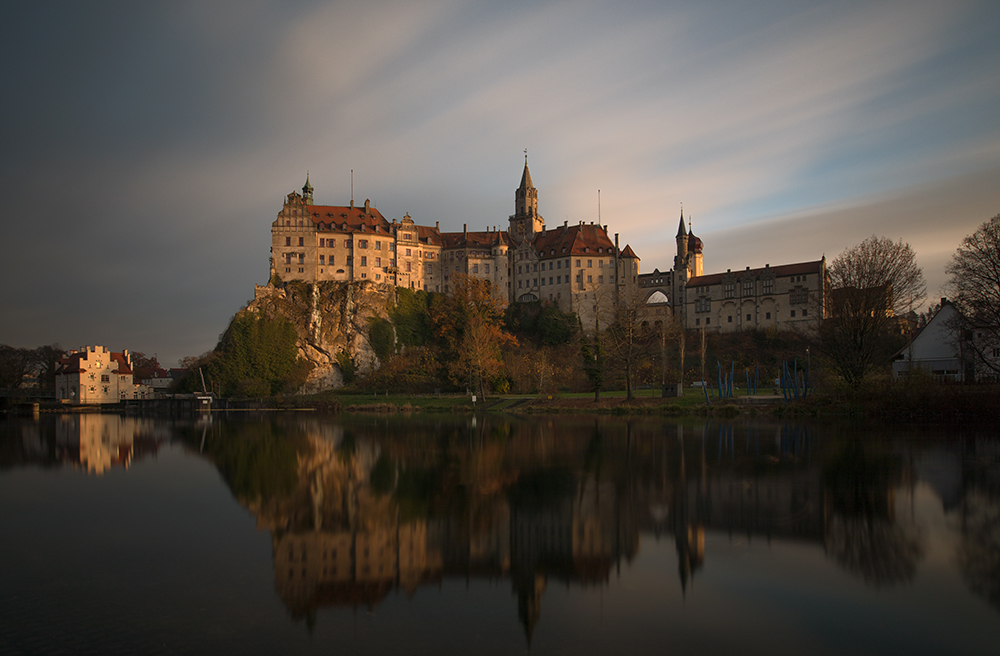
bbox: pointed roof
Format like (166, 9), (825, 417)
(519, 163), (533, 190)
(676, 210), (686, 237)
(302, 172), (313, 194)
(620, 244), (638, 258)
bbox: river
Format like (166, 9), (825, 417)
(1, 412), (998, 655)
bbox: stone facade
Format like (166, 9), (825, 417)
(638, 214), (829, 332)
(270, 164), (639, 322)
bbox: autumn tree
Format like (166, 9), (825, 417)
(821, 235), (925, 387)
(946, 213), (1000, 377)
(429, 273), (516, 397)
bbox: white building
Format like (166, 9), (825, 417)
(55, 346), (155, 404)
(892, 300), (970, 382)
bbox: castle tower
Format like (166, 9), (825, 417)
(674, 209), (688, 277)
(510, 155), (544, 239)
(301, 173), (314, 205)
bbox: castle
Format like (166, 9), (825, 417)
(270, 160), (639, 329)
(270, 161), (827, 332)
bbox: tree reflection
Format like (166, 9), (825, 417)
(823, 439), (923, 587)
(957, 441), (1000, 611)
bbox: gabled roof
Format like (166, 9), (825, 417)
(441, 230), (510, 250)
(620, 244), (638, 258)
(307, 204), (391, 233)
(416, 224), (442, 246)
(55, 349), (133, 375)
(687, 259), (824, 287)
(532, 223), (616, 259)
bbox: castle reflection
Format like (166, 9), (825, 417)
(184, 415), (975, 641)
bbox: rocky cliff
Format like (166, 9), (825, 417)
(243, 280), (395, 393)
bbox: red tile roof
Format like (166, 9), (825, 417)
(620, 244), (638, 258)
(440, 230), (511, 249)
(688, 259), (824, 287)
(416, 224), (442, 246)
(532, 224), (616, 259)
(307, 204), (391, 233)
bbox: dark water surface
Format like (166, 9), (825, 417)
(1, 412), (998, 655)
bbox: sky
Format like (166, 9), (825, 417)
(2, 0), (998, 366)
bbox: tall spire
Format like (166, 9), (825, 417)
(302, 172), (314, 205)
(515, 152), (537, 218)
(519, 158), (533, 191)
(676, 206), (686, 237)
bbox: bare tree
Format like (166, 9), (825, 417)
(821, 236), (926, 387)
(946, 214), (1000, 377)
(604, 290), (653, 400)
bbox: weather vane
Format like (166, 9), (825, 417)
(524, 148), (528, 164)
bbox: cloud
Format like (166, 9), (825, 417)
(1, 0), (998, 365)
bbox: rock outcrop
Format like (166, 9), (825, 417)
(243, 280), (394, 393)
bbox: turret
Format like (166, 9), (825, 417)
(302, 173), (314, 205)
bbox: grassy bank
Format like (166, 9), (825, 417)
(286, 382), (1000, 425)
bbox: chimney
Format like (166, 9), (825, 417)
(463, 223), (467, 238)
(564, 220), (568, 228)
(615, 233), (619, 250)
(435, 221), (439, 230)
(364, 199), (371, 215)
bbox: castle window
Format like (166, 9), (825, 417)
(706, 317), (710, 324)
(406, 248), (411, 256)
(598, 275), (603, 283)
(285, 237), (291, 246)
(375, 257), (381, 267)
(587, 260), (592, 268)
(587, 275), (592, 283)
(724, 283), (735, 299)
(298, 237), (304, 246)
(802, 309), (808, 317)
(728, 315), (733, 323)
(695, 318), (700, 326)
(485, 264), (490, 274)
(473, 264), (479, 273)
(746, 313), (751, 321)
(345, 240), (352, 248)
(599, 260), (603, 268)
(790, 286), (808, 304)
(346, 256), (352, 265)
(358, 240), (368, 249)
(375, 241), (381, 250)
(319, 255), (325, 264)
(298, 254), (304, 263)
(576, 259), (581, 267)
(743, 280), (754, 296)
(405, 262), (411, 272)
(763, 279), (774, 295)
(790, 310), (796, 317)
(550, 277), (553, 285)
(766, 312), (771, 319)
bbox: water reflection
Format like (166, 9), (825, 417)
(4, 412), (999, 651)
(957, 437), (1000, 610)
(171, 414), (1000, 641)
(1, 413), (168, 474)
